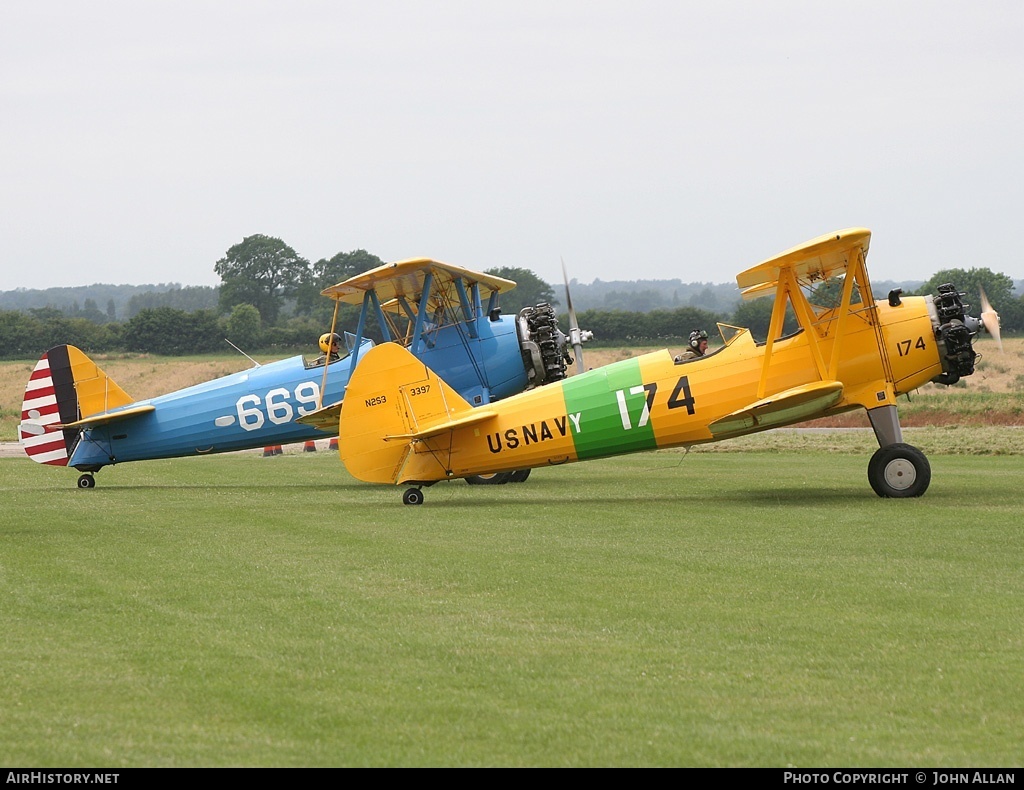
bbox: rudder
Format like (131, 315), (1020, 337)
(19, 345), (134, 466)
(339, 342), (475, 484)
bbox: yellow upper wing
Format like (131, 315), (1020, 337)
(320, 258), (517, 306)
(736, 227), (871, 299)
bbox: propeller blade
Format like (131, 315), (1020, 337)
(562, 257), (585, 374)
(979, 287), (1003, 353)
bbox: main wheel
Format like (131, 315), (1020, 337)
(77, 474), (96, 489)
(465, 472), (514, 486)
(509, 469), (531, 483)
(868, 443), (931, 498)
(403, 487), (424, 505)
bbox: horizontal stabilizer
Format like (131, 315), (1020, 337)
(338, 342), (479, 484)
(296, 401), (344, 433)
(386, 406), (496, 442)
(57, 402), (156, 429)
(709, 380), (844, 438)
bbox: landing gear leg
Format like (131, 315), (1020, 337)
(867, 405), (903, 447)
(866, 405), (930, 497)
(77, 473), (96, 489)
(403, 487), (424, 505)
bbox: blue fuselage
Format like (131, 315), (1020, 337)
(69, 318), (529, 470)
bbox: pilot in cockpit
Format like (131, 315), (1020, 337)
(674, 329), (709, 363)
(315, 332), (342, 366)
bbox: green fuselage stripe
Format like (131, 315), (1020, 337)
(562, 357), (658, 459)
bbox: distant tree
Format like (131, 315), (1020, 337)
(126, 285), (219, 319)
(573, 306), (720, 344)
(912, 267), (1024, 333)
(0, 309), (121, 358)
(63, 318), (121, 353)
(225, 303), (263, 350)
(689, 288), (719, 311)
(912, 268), (1014, 311)
(215, 235), (311, 325)
(640, 308), (721, 343)
(566, 278), (740, 314)
(185, 310), (224, 353)
(0, 310), (46, 357)
(314, 249), (384, 285)
(262, 316), (330, 353)
(1000, 296), (1024, 333)
(76, 298), (108, 324)
(577, 309), (632, 343)
(28, 306), (65, 322)
(485, 267), (557, 315)
(124, 307), (223, 355)
(297, 249), (386, 318)
(603, 289), (668, 312)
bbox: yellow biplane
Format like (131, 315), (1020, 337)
(331, 229), (1001, 504)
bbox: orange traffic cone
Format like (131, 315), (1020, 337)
(274, 445), (283, 455)
(303, 440), (317, 452)
(262, 446), (276, 457)
(329, 437), (338, 451)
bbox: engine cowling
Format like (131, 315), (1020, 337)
(517, 303), (572, 387)
(929, 283), (981, 386)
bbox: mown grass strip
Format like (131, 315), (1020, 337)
(2, 451), (1023, 767)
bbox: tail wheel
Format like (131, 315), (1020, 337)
(77, 473), (96, 489)
(868, 443), (931, 498)
(465, 472), (514, 486)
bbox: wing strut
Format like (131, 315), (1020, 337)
(758, 268), (829, 399)
(411, 272), (435, 350)
(453, 278), (478, 339)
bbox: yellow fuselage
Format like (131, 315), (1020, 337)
(342, 296), (942, 485)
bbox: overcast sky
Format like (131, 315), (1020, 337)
(2, 1), (1022, 293)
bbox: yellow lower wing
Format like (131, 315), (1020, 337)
(708, 380), (844, 438)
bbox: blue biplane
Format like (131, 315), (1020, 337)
(19, 259), (586, 488)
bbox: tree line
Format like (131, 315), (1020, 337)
(1, 233), (1021, 359)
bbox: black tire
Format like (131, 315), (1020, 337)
(509, 469), (532, 483)
(465, 472), (514, 486)
(868, 443), (931, 498)
(402, 488), (424, 505)
(77, 474), (96, 489)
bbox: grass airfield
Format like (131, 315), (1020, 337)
(2, 442), (1023, 767)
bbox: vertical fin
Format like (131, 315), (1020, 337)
(63, 345), (134, 416)
(339, 342), (474, 484)
(18, 345), (134, 466)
